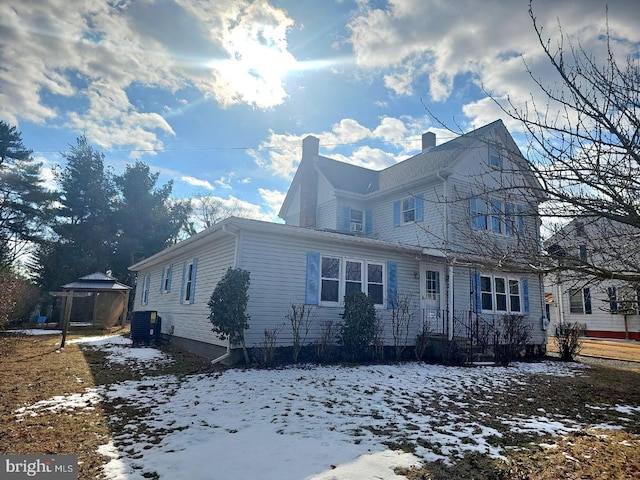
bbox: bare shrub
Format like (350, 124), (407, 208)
(494, 314), (531, 366)
(257, 324), (284, 366)
(316, 320), (337, 364)
(372, 315), (385, 362)
(390, 293), (414, 360)
(414, 317), (432, 360)
(554, 322), (586, 361)
(0, 274), (40, 329)
(287, 303), (315, 364)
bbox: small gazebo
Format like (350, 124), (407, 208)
(56, 272), (132, 328)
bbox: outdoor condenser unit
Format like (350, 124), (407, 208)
(131, 310), (161, 346)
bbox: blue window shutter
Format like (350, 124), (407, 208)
(159, 267), (165, 292)
(167, 264), (173, 292)
(521, 278), (530, 314)
(180, 262), (187, 304)
(415, 194), (424, 222)
(584, 288), (592, 314)
(472, 273), (482, 313)
(189, 258), (198, 304)
(387, 262), (398, 309)
(342, 205), (351, 231)
(365, 210), (373, 235)
(306, 252), (320, 304)
(393, 201), (400, 227)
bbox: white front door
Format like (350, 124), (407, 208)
(420, 264), (443, 334)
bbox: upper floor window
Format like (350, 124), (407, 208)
(489, 143), (502, 168)
(402, 197), (415, 223)
(350, 209), (364, 233)
(470, 197), (524, 236)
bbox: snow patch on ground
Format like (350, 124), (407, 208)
(14, 336), (604, 479)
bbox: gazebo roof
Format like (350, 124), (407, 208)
(62, 272), (132, 291)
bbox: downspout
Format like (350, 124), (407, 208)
(210, 224), (240, 365)
(437, 171), (454, 341)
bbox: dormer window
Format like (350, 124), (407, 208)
(489, 143), (501, 168)
(350, 209), (364, 233)
(402, 197), (416, 223)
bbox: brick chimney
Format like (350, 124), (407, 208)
(422, 132), (436, 151)
(299, 136), (319, 228)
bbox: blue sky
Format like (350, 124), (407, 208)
(1, 0), (639, 225)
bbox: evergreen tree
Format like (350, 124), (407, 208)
(0, 121), (54, 271)
(36, 136), (116, 291)
(112, 161), (191, 284)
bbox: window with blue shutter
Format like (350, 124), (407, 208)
(188, 259), (198, 303)
(306, 252), (320, 305)
(387, 262), (397, 309)
(521, 278), (529, 314)
(161, 264), (173, 293)
(393, 200), (401, 227)
(179, 262), (187, 304)
(471, 273), (482, 313)
(342, 205), (351, 232)
(365, 210), (372, 235)
(159, 267), (165, 293)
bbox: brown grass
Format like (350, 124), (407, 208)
(0, 329), (215, 479)
(1, 331), (640, 479)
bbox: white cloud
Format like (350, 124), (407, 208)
(258, 188), (286, 220)
(0, 0), (297, 151)
(181, 176), (214, 190)
(215, 176), (234, 189)
(251, 115), (433, 179)
(347, 0), (640, 123)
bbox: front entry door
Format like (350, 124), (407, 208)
(420, 264), (443, 334)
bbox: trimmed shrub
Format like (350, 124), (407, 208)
(338, 290), (376, 362)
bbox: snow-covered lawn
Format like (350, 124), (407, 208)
(14, 334), (618, 480)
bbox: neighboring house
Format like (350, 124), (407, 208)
(129, 120), (548, 362)
(545, 217), (640, 340)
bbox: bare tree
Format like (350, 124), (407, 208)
(496, 2), (640, 283)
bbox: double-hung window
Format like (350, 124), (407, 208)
(402, 197), (415, 223)
(569, 288), (592, 314)
(345, 260), (363, 297)
(161, 264), (173, 293)
(350, 210), (364, 233)
(490, 199), (503, 233)
(367, 262), (384, 305)
(180, 259), (198, 304)
(489, 143), (502, 168)
(141, 273), (151, 305)
(321, 256), (340, 303)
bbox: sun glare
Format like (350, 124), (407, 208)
(206, 21), (298, 108)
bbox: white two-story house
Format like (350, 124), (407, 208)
(129, 119), (548, 362)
